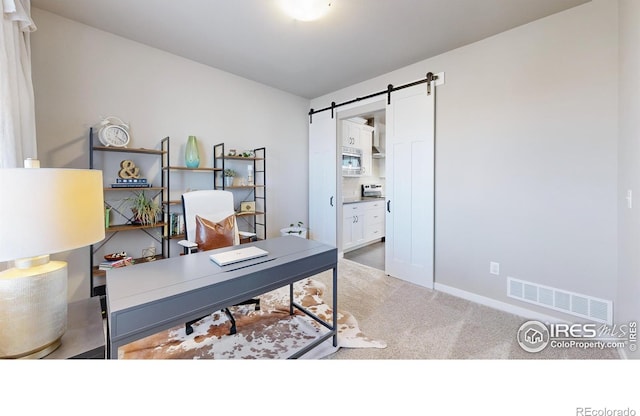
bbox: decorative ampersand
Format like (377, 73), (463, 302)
(118, 160), (140, 179)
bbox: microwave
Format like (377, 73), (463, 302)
(342, 147), (362, 176)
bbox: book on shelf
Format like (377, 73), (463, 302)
(99, 256), (133, 270)
(111, 183), (152, 188)
(116, 178), (148, 184)
(168, 213), (184, 237)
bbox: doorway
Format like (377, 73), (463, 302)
(309, 75), (439, 289)
(340, 109), (386, 271)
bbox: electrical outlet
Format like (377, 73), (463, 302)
(490, 262), (500, 276)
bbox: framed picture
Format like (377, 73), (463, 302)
(240, 201), (255, 213)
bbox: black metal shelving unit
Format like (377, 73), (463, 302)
(213, 143), (266, 240)
(88, 127), (167, 313)
(161, 136), (221, 258)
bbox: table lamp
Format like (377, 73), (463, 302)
(0, 161), (105, 359)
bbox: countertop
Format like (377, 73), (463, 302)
(343, 196), (385, 204)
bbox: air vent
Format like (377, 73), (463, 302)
(507, 277), (612, 324)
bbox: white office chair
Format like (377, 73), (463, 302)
(178, 190), (259, 335)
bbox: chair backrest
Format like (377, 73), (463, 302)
(181, 190), (240, 246)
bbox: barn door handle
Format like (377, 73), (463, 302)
(387, 200), (391, 213)
(330, 196), (334, 207)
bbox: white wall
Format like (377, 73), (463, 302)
(617, 0), (640, 359)
(31, 8), (310, 301)
(311, 0), (620, 323)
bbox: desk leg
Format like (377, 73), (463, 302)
(333, 265), (338, 347)
(106, 317), (111, 359)
(289, 283), (294, 315)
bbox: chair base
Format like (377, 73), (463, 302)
(185, 299), (260, 336)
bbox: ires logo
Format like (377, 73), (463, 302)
(548, 323), (597, 338)
(517, 321), (550, 353)
(517, 320), (637, 353)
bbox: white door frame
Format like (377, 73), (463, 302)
(335, 100), (387, 255)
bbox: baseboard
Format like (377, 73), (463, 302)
(434, 282), (567, 324)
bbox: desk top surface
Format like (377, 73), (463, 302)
(106, 236), (336, 315)
(45, 297), (105, 359)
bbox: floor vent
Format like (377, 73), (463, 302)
(507, 277), (612, 324)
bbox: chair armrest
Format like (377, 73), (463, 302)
(178, 240), (198, 248)
(178, 240), (198, 255)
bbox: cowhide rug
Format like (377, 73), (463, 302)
(119, 278), (386, 359)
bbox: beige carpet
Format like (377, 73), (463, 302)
(110, 257), (620, 360)
(314, 258), (621, 360)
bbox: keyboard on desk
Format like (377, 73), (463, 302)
(209, 246), (269, 266)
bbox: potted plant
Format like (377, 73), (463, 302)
(280, 221), (307, 239)
(127, 192), (161, 226)
(223, 169), (236, 187)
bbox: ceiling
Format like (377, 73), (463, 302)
(31, 0), (590, 99)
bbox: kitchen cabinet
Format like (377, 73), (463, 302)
(342, 199), (385, 252)
(360, 125), (373, 176)
(342, 120), (374, 176)
(342, 120), (362, 147)
(363, 200), (385, 241)
(343, 203), (365, 251)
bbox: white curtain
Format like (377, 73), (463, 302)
(0, 0), (36, 168)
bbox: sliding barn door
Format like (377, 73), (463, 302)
(308, 110), (337, 246)
(385, 84), (435, 289)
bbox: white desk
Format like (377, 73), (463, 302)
(106, 236), (338, 359)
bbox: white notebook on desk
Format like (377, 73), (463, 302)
(209, 246), (269, 266)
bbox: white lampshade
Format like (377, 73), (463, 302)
(0, 167), (104, 359)
(0, 168), (105, 261)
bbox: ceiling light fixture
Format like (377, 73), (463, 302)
(278, 0), (332, 22)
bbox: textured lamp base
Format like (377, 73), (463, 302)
(0, 257), (67, 359)
(10, 339), (62, 360)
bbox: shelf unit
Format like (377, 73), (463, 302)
(213, 143), (266, 240)
(161, 137), (222, 257)
(89, 128), (168, 310)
